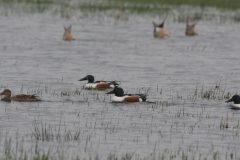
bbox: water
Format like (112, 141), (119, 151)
(0, 4), (240, 159)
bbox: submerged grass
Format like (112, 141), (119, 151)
(2, 134), (240, 160)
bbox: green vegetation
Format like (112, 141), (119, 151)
(1, 0), (53, 4)
(109, 0), (240, 10)
(2, 0), (240, 11)
(78, 3), (170, 14)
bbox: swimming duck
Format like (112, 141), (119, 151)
(185, 17), (198, 36)
(106, 86), (147, 102)
(226, 95), (240, 109)
(79, 75), (119, 91)
(0, 89), (40, 102)
(63, 25), (73, 41)
(152, 15), (167, 38)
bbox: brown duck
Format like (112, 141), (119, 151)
(63, 25), (74, 41)
(0, 89), (40, 102)
(185, 17), (198, 36)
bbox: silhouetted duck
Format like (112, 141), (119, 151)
(79, 75), (119, 91)
(153, 15), (167, 38)
(106, 86), (147, 102)
(63, 25), (73, 41)
(0, 89), (40, 102)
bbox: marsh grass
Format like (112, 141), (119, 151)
(109, 0), (240, 10)
(1, 0), (240, 23)
(3, 0), (240, 10)
(32, 120), (81, 142)
(2, 133), (239, 159)
(220, 112), (229, 130)
(1, 0), (53, 4)
(202, 78), (231, 100)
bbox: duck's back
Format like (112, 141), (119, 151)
(12, 94), (39, 102)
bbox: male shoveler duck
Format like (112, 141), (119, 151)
(106, 86), (147, 102)
(63, 25), (74, 41)
(152, 15), (167, 38)
(226, 95), (240, 109)
(79, 75), (119, 91)
(0, 89), (40, 102)
(185, 17), (198, 36)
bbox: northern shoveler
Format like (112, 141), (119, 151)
(0, 89), (40, 102)
(152, 15), (167, 38)
(79, 75), (119, 91)
(63, 25), (73, 41)
(226, 95), (240, 109)
(185, 17), (198, 36)
(106, 86), (147, 102)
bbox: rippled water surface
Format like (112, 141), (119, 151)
(0, 5), (240, 159)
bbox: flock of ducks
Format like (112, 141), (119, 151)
(0, 75), (147, 103)
(152, 16), (198, 38)
(79, 75), (147, 102)
(0, 17), (238, 107)
(0, 74), (239, 107)
(62, 16), (198, 41)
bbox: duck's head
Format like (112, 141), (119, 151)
(226, 95), (240, 104)
(79, 75), (94, 83)
(0, 89), (11, 98)
(106, 86), (124, 96)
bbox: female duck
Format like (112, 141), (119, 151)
(226, 95), (240, 109)
(0, 89), (40, 102)
(63, 25), (74, 41)
(79, 75), (119, 91)
(185, 17), (198, 36)
(106, 86), (147, 102)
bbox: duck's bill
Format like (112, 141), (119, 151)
(0, 92), (4, 95)
(105, 91), (114, 94)
(79, 77), (87, 81)
(226, 99), (233, 102)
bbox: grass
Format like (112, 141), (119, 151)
(1, 0), (53, 4)
(109, 0), (240, 10)
(2, 0), (240, 10)
(1, 133), (240, 160)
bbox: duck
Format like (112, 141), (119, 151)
(106, 86), (147, 102)
(185, 17), (198, 36)
(0, 89), (40, 102)
(63, 25), (74, 41)
(226, 95), (240, 109)
(79, 75), (119, 91)
(152, 15), (167, 38)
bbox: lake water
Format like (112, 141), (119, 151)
(0, 3), (240, 159)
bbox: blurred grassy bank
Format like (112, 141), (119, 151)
(1, 0), (240, 10)
(109, 0), (240, 10)
(1, 0), (240, 22)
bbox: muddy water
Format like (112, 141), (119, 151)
(0, 7), (240, 159)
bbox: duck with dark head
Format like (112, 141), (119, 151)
(226, 95), (240, 109)
(106, 86), (147, 102)
(79, 75), (119, 91)
(0, 89), (40, 102)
